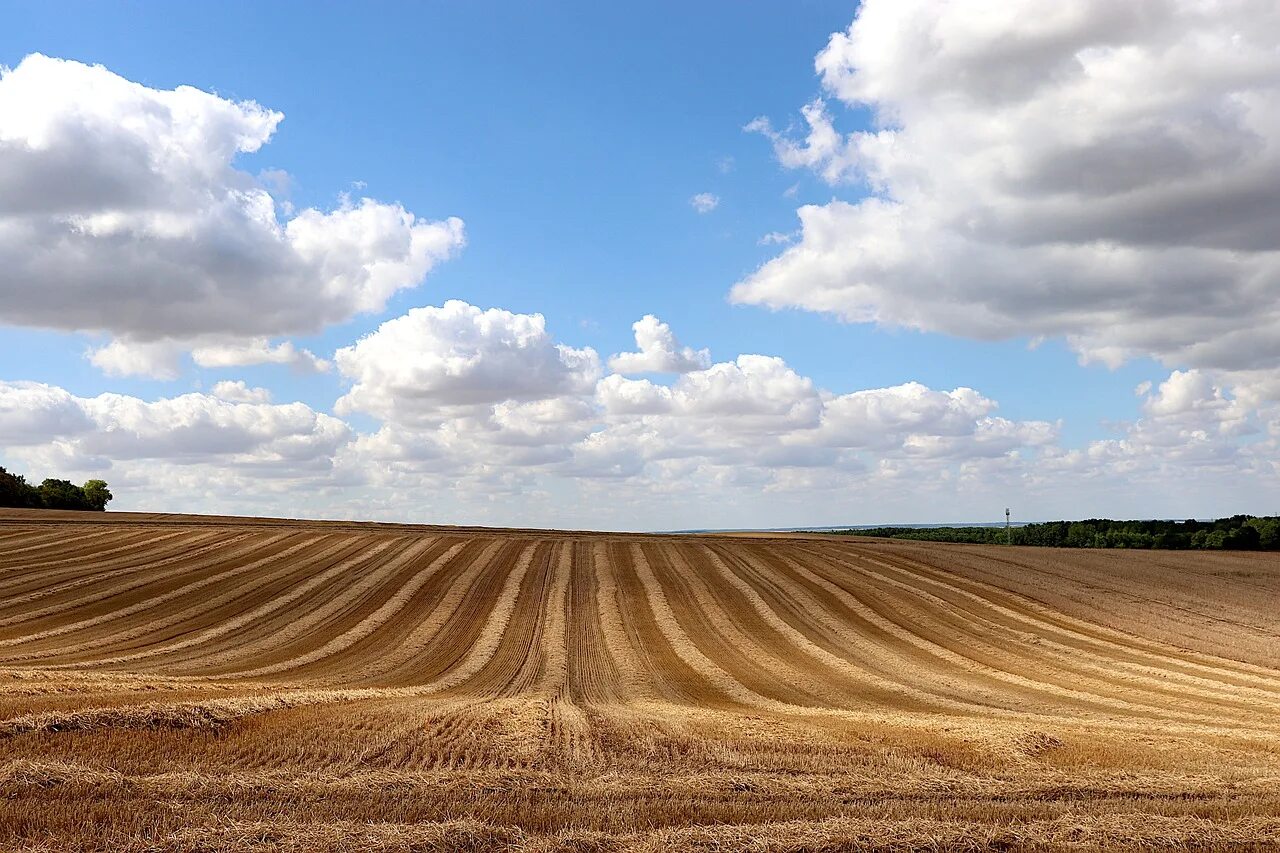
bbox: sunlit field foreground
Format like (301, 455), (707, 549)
(1, 510), (1278, 851)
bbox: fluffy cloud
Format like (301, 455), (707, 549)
(608, 315), (711, 374)
(652, 356), (821, 428)
(0, 381), (94, 446)
(689, 192), (720, 213)
(192, 340), (330, 374)
(0, 382), (355, 521)
(0, 381), (348, 480)
(5, 306), (1273, 527)
(592, 366), (1053, 477)
(209, 380), (273, 404)
(88, 339), (187, 380)
(334, 305), (1058, 494)
(334, 300), (601, 426)
(1041, 370), (1265, 481)
(0, 54), (463, 363)
(736, 1), (1280, 383)
(746, 100), (860, 185)
(87, 337), (330, 379)
(758, 231), (796, 246)
(817, 384), (1002, 450)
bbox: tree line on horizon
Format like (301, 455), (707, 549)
(840, 516), (1280, 550)
(0, 467), (112, 512)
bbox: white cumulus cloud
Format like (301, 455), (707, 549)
(746, 99), (861, 185)
(0, 54), (463, 364)
(608, 315), (711, 375)
(330, 303), (1062, 500)
(334, 300), (601, 426)
(87, 339), (187, 380)
(735, 0), (1280, 385)
(210, 380), (273, 404)
(86, 336), (331, 379)
(192, 339), (330, 374)
(0, 381), (348, 478)
(689, 192), (720, 213)
(0, 381), (94, 446)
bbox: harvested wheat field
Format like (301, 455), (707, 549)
(0, 510), (1278, 851)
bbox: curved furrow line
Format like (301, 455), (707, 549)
(646, 544), (803, 702)
(799, 545), (1280, 725)
(835, 546), (1280, 701)
(0, 529), (201, 592)
(825, 548), (1280, 716)
(215, 541), (469, 680)
(691, 543), (1010, 715)
(0, 532), (279, 629)
(0, 544), (246, 622)
(531, 541), (573, 697)
(755, 544), (1258, 731)
(418, 542), (540, 696)
(725, 544), (1252, 724)
(657, 542), (904, 710)
(0, 526), (40, 546)
(724, 543), (1028, 695)
(0, 534), (347, 659)
(0, 532), (273, 625)
(0, 533), (327, 658)
(807, 543), (1184, 685)
(0, 686), (469, 747)
(588, 541), (663, 703)
(606, 540), (736, 706)
(936, 544), (1280, 634)
(0, 530), (240, 612)
(744, 543), (1207, 719)
(470, 542), (558, 699)
(323, 539), (510, 687)
(2, 568), (361, 669)
(144, 536), (449, 675)
(0, 527), (205, 576)
(338, 539), (508, 687)
(0, 527), (126, 564)
(709, 543), (1071, 712)
(567, 540), (625, 704)
(0, 530), (125, 578)
(626, 542), (790, 713)
(846, 544), (1280, 685)
(40, 538), (402, 669)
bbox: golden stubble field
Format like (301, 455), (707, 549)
(0, 509), (1278, 852)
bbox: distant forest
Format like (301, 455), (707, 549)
(0, 467), (112, 512)
(840, 516), (1280, 550)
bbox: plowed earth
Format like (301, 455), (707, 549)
(1, 510), (1278, 851)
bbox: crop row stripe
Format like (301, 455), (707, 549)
(223, 540), (468, 680)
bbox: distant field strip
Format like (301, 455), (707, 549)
(0, 512), (1277, 851)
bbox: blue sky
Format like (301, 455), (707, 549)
(1, 2), (1276, 528)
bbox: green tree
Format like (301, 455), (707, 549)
(81, 479), (113, 512)
(0, 467), (42, 508)
(37, 479), (91, 511)
(1201, 529), (1228, 550)
(1245, 517), (1279, 549)
(1222, 524), (1260, 550)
